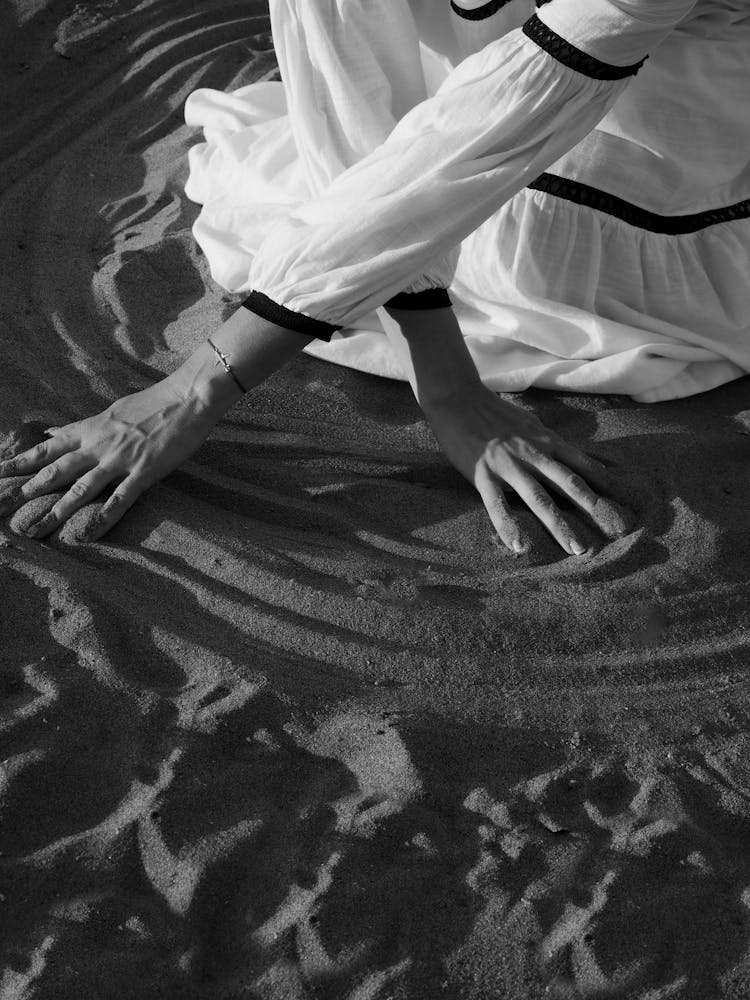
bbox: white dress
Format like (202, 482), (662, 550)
(184, 0), (750, 402)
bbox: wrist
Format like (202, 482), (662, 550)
(417, 371), (483, 413)
(383, 305), (481, 409)
(169, 306), (314, 413)
(168, 341), (244, 415)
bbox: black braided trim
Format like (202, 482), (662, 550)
(522, 14), (646, 80)
(528, 173), (750, 234)
(449, 0), (514, 20)
(242, 290), (341, 341)
(384, 288), (453, 310)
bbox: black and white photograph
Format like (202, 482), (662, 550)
(1, 0), (749, 996)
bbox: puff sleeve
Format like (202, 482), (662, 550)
(243, 0), (697, 340)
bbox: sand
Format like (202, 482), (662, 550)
(1, 2), (750, 997)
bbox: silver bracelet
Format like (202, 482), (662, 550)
(207, 338), (248, 394)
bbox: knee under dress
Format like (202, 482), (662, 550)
(184, 0), (750, 402)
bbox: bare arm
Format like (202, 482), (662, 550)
(0, 310), (311, 541)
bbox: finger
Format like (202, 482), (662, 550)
(549, 443), (632, 537)
(8, 494), (65, 536)
(14, 451), (93, 511)
(529, 453), (600, 512)
(26, 467), (118, 539)
(79, 474), (145, 542)
(0, 475), (33, 514)
(475, 464), (529, 554)
(0, 420), (58, 461)
(44, 422), (79, 438)
(550, 440), (612, 493)
(506, 468), (587, 556)
(0, 434), (77, 482)
(527, 453), (629, 539)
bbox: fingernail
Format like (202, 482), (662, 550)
(26, 515), (54, 538)
(570, 540), (587, 556)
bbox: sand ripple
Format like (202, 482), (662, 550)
(1, 1), (750, 996)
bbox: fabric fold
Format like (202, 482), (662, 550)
(184, 0), (749, 401)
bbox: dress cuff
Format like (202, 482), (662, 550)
(450, 0), (515, 19)
(241, 291), (342, 342)
(243, 288), (453, 339)
(383, 288), (453, 310)
(522, 13), (646, 79)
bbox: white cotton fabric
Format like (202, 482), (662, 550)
(184, 0), (750, 402)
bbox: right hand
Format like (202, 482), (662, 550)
(0, 375), (229, 542)
(0, 309), (315, 543)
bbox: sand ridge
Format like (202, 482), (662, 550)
(1, 1), (750, 997)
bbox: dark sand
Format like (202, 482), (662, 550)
(1, 2), (750, 997)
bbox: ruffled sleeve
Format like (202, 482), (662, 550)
(243, 0), (698, 340)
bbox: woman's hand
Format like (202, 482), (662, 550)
(381, 304), (629, 556)
(421, 383), (629, 556)
(0, 375), (231, 542)
(0, 310), (313, 543)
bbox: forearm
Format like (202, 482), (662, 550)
(167, 299), (480, 421)
(168, 308), (313, 413)
(380, 304), (481, 409)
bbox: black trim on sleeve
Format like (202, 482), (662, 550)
(527, 172), (750, 234)
(449, 0), (514, 20)
(522, 14), (647, 80)
(384, 288), (453, 310)
(242, 290), (341, 341)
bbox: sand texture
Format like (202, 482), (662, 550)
(2, 2), (750, 998)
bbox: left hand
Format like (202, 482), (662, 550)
(421, 382), (630, 556)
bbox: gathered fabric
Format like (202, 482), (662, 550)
(185, 0), (750, 402)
